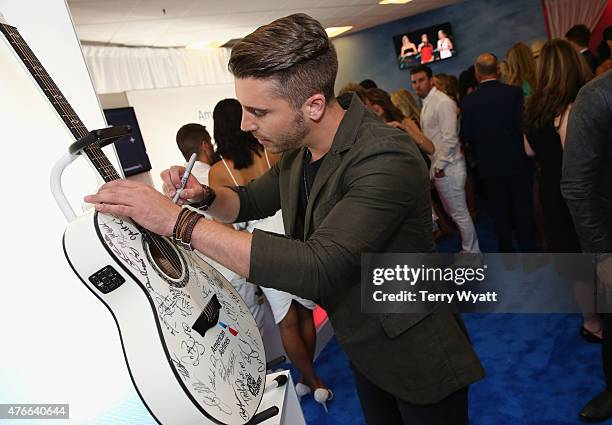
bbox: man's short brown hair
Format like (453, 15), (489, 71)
(228, 13), (338, 109)
(176, 123), (211, 162)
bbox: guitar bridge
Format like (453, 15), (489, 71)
(192, 294), (222, 337)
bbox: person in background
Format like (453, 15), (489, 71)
(176, 123), (217, 185)
(498, 59), (510, 84)
(389, 87), (453, 238)
(338, 82), (367, 103)
(390, 88), (421, 126)
(418, 34), (435, 64)
(176, 122), (265, 333)
(456, 66), (480, 222)
(460, 53), (536, 253)
(412, 64), (481, 253)
(433, 73), (449, 94)
(359, 78), (378, 89)
(434, 73), (460, 105)
(506, 42), (537, 99)
(364, 87), (435, 156)
(400, 35), (418, 58)
(437, 29), (454, 59)
(561, 71), (612, 423)
(596, 26), (612, 76)
(524, 39), (597, 341)
(566, 24), (598, 72)
(458, 66), (478, 103)
(531, 39), (545, 61)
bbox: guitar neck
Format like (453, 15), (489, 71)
(0, 19), (120, 183)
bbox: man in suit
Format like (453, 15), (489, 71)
(86, 13), (484, 425)
(566, 24), (598, 73)
(460, 53), (536, 252)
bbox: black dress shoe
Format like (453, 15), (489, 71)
(580, 390), (612, 422)
(581, 326), (603, 344)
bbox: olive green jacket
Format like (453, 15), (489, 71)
(233, 95), (484, 403)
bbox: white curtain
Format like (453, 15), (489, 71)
(544, 0), (608, 38)
(82, 45), (234, 94)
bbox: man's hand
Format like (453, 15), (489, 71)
(160, 166), (205, 206)
(84, 180), (181, 237)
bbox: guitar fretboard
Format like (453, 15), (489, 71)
(0, 20), (120, 183)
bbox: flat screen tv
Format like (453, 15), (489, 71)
(393, 22), (456, 70)
(103, 107), (152, 177)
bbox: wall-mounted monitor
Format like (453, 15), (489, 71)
(393, 22), (456, 70)
(103, 107), (152, 177)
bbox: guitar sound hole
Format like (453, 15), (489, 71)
(146, 235), (185, 282)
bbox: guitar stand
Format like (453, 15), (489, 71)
(67, 125), (132, 155)
(50, 125), (132, 222)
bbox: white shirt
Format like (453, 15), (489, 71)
(189, 160), (210, 186)
(419, 86), (462, 171)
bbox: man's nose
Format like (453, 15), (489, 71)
(241, 113), (256, 132)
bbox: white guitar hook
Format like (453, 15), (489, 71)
(50, 152), (79, 222)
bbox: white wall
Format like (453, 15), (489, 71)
(125, 83), (235, 188)
(0, 1), (153, 423)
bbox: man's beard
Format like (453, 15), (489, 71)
(267, 112), (310, 153)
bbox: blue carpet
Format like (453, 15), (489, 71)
(289, 207), (610, 424)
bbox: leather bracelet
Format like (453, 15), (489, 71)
(191, 184), (216, 211)
(176, 212), (203, 251)
(172, 208), (192, 243)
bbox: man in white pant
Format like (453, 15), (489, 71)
(411, 64), (480, 253)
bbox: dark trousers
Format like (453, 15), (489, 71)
(351, 365), (469, 425)
(483, 173), (537, 253)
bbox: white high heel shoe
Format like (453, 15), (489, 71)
(314, 388), (334, 413)
(295, 382), (312, 399)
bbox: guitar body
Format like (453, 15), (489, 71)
(63, 209), (266, 425)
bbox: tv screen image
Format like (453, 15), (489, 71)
(393, 22), (456, 70)
(103, 107), (152, 177)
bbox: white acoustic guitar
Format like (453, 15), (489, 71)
(0, 14), (273, 425)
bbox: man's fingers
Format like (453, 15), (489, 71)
(162, 182), (176, 198)
(85, 187), (137, 206)
(169, 166), (186, 188)
(94, 202), (132, 217)
(181, 188), (195, 199)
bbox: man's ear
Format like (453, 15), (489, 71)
(304, 93), (327, 121)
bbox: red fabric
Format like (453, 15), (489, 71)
(421, 45), (434, 63)
(590, 0), (612, 53)
(313, 305), (327, 328)
(543, 0), (607, 38)
(542, 0), (552, 39)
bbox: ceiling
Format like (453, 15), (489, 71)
(67, 0), (461, 48)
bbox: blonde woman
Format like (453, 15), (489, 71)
(390, 88), (421, 126)
(400, 35), (417, 58)
(506, 42), (537, 98)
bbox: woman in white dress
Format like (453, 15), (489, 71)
(437, 30), (453, 59)
(208, 98), (331, 409)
